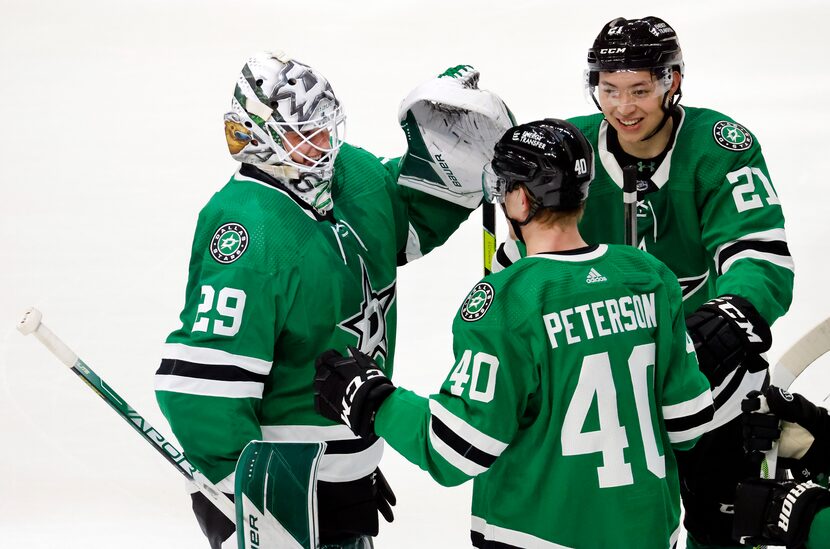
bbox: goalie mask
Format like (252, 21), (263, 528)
(224, 51), (345, 213)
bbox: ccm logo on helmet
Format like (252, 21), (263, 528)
(600, 48), (626, 54)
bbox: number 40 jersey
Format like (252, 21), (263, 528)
(375, 244), (714, 549)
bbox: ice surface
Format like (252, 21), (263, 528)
(1, 1), (829, 547)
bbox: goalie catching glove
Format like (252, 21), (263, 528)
(743, 385), (830, 481)
(685, 294), (772, 387)
(397, 65), (514, 208)
(733, 478), (830, 548)
(314, 347), (396, 439)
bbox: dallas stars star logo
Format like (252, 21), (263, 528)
(339, 258), (396, 361)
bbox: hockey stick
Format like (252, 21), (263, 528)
(16, 307), (236, 523)
(770, 317), (830, 389)
(483, 202), (496, 276)
(750, 316), (830, 549)
(622, 165), (638, 247)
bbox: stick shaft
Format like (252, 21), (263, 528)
(19, 309), (235, 522)
(483, 202), (496, 276)
(622, 165), (638, 247)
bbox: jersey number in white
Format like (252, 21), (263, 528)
(193, 285), (246, 336)
(727, 166), (780, 213)
(561, 343), (665, 488)
(448, 350), (499, 403)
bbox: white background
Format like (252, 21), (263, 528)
(1, 0), (829, 547)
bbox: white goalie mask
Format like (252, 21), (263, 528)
(224, 51), (346, 213)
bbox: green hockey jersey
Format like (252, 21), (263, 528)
(494, 106), (793, 426)
(155, 143), (472, 488)
(376, 244), (714, 548)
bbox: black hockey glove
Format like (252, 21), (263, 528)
(733, 478), (830, 548)
(314, 347), (396, 439)
(685, 294), (771, 387)
(743, 386), (830, 481)
(373, 467), (396, 523)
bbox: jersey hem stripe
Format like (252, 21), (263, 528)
(471, 516), (575, 549)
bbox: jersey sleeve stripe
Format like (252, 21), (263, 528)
(714, 229), (793, 275)
(493, 240), (521, 273)
(720, 248), (795, 276)
(156, 359), (268, 384)
(664, 404), (714, 434)
(154, 374), (263, 399)
(662, 390), (713, 420)
(429, 400), (509, 455)
(431, 417), (497, 469)
(162, 342), (272, 375)
(709, 368), (769, 430)
(663, 391), (714, 443)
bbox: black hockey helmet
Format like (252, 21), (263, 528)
(486, 119), (594, 213)
(586, 16), (684, 84)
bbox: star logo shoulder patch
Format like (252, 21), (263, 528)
(713, 120), (753, 151)
(210, 222), (249, 264)
(461, 282), (495, 322)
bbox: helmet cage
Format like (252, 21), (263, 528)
(225, 53), (346, 185)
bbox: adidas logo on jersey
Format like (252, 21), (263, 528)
(586, 268), (607, 284)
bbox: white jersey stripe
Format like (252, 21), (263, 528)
(663, 390), (714, 420)
(161, 342), (272, 375)
(720, 249), (795, 275)
(667, 419), (713, 444)
(154, 374), (264, 399)
(471, 516), (575, 548)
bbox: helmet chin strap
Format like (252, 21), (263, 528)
(502, 201), (540, 245)
(641, 89), (682, 142)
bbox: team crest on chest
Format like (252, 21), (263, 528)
(713, 121), (753, 151)
(339, 258), (396, 361)
(210, 222), (249, 264)
(461, 282), (495, 322)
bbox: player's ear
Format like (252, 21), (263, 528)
(519, 185), (532, 215)
(671, 71), (682, 95)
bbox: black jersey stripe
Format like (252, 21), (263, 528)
(664, 404), (714, 433)
(432, 417), (498, 469)
(156, 359), (268, 384)
(325, 436), (378, 455)
(716, 240), (791, 275)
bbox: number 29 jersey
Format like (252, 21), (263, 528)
(375, 244), (714, 548)
(154, 143), (472, 488)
